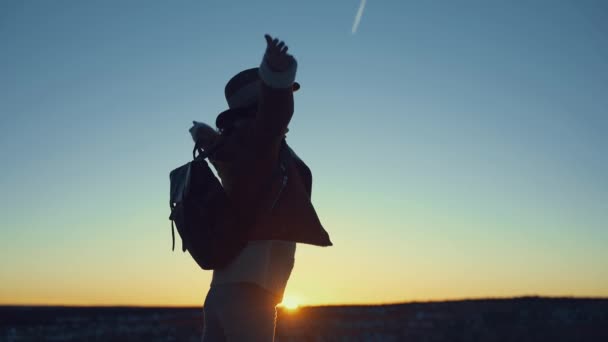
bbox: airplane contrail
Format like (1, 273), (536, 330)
(351, 0), (367, 34)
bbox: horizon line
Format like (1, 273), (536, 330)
(3, 295), (608, 309)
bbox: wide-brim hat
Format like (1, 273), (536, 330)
(215, 67), (299, 130)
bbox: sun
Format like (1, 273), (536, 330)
(278, 296), (300, 311)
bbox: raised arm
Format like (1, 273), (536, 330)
(255, 34), (298, 149)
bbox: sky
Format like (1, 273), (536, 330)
(1, 0), (607, 307)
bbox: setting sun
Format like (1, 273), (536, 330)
(279, 296), (300, 311)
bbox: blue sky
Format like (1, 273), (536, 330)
(1, 0), (607, 306)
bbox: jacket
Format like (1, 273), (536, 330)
(210, 82), (332, 247)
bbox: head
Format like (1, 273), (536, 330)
(216, 106), (257, 136)
(216, 67), (299, 135)
(215, 68), (260, 134)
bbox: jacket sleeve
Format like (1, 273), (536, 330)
(254, 58), (297, 149)
(226, 58), (298, 225)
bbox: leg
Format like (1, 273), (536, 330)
(202, 287), (226, 342)
(216, 283), (281, 342)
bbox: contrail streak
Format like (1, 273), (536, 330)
(351, 0), (367, 34)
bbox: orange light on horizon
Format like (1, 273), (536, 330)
(278, 295), (300, 311)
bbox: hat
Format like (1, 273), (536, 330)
(215, 68), (300, 130)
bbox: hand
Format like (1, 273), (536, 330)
(264, 34), (296, 72)
(190, 121), (219, 150)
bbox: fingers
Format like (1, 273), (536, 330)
(264, 34), (289, 55)
(265, 34), (278, 54)
(264, 34), (275, 49)
(270, 38), (280, 55)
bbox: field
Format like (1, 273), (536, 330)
(1, 297), (607, 341)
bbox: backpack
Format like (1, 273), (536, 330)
(169, 140), (289, 271)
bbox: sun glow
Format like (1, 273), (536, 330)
(279, 296), (300, 311)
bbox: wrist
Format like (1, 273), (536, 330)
(259, 57), (298, 89)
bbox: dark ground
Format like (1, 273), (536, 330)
(1, 297), (607, 341)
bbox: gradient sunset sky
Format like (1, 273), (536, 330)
(1, 0), (607, 307)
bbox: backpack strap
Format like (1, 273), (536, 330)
(269, 141), (292, 210)
(193, 140), (225, 161)
(171, 219), (176, 251)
